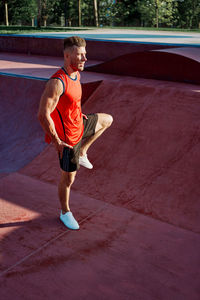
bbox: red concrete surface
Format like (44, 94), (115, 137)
(18, 77), (200, 234)
(0, 52), (125, 87)
(0, 52), (103, 80)
(85, 47), (200, 85)
(0, 75), (46, 173)
(1, 173), (200, 300)
(0, 74), (103, 173)
(1, 54), (200, 299)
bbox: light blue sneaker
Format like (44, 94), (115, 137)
(60, 211), (79, 230)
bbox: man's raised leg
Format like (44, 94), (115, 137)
(80, 113), (113, 158)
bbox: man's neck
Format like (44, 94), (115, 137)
(63, 65), (77, 80)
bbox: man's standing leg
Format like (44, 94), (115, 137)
(58, 170), (79, 230)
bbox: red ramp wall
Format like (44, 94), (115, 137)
(0, 74), (101, 173)
(85, 47), (200, 85)
(0, 75), (46, 173)
(75, 79), (200, 233)
(20, 78), (200, 233)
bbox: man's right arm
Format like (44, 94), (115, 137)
(38, 79), (73, 156)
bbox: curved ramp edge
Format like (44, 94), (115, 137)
(85, 47), (200, 84)
(154, 47), (200, 62)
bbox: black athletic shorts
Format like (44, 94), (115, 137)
(59, 114), (98, 172)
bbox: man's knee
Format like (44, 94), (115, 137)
(100, 114), (113, 129)
(60, 171), (76, 188)
(106, 114), (113, 127)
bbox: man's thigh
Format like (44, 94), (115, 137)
(82, 113), (98, 139)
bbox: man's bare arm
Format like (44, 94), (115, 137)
(38, 79), (73, 156)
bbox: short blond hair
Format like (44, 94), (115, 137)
(63, 36), (86, 51)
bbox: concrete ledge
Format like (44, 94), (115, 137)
(0, 35), (178, 61)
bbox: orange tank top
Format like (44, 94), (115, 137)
(45, 68), (84, 147)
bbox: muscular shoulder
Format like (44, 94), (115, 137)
(45, 78), (64, 98)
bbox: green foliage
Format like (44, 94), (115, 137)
(0, 0), (199, 29)
(81, 0), (95, 26)
(0, 0), (37, 25)
(136, 0), (179, 27)
(98, 0), (137, 26)
(159, 0), (179, 27)
(136, 0), (155, 27)
(47, 0), (79, 27)
(41, 0), (55, 18)
(177, 0), (200, 28)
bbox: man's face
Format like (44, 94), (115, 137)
(68, 46), (87, 72)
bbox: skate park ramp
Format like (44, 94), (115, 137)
(0, 73), (102, 174)
(0, 75), (47, 173)
(20, 77), (200, 234)
(1, 73), (200, 300)
(1, 33), (200, 299)
(85, 47), (200, 85)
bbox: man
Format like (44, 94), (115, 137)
(38, 36), (113, 230)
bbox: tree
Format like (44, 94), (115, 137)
(41, 0), (55, 26)
(0, 0), (199, 29)
(81, 0), (99, 26)
(136, 0), (155, 27)
(4, 1), (9, 26)
(137, 0), (178, 27)
(78, 0), (81, 26)
(155, 0), (159, 27)
(94, 0), (99, 27)
(37, 0), (42, 27)
(37, 0), (67, 27)
(50, 0), (76, 27)
(2, 0), (37, 26)
(177, 0), (200, 28)
(98, 0), (136, 26)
